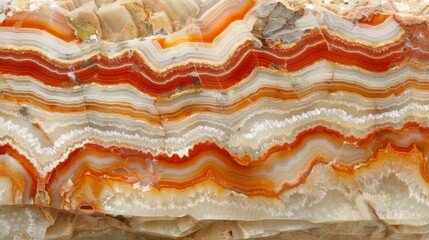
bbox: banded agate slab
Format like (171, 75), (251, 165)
(1, 0), (429, 239)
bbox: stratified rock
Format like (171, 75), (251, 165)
(0, 0), (429, 239)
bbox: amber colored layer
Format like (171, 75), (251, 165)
(155, 0), (255, 48)
(358, 13), (392, 26)
(1, 79), (427, 122)
(38, 122), (428, 211)
(0, 144), (40, 203)
(0, 122), (425, 208)
(0, 9), (78, 42)
(1, 27), (428, 96)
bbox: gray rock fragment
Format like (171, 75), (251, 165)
(252, 2), (304, 45)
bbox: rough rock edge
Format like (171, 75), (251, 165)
(1, 205), (428, 240)
(252, 1), (429, 48)
(1, 0), (429, 43)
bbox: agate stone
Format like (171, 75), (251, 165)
(0, 0), (429, 239)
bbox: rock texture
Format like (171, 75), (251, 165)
(1, 0), (429, 239)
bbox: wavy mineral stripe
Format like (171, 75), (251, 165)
(2, 62), (429, 119)
(1, 79), (429, 169)
(146, 5), (408, 69)
(258, 4), (406, 47)
(0, 14), (414, 64)
(0, 21), (257, 69)
(1, 60), (428, 116)
(1, 89), (429, 170)
(0, 8), (78, 43)
(1, 1), (429, 238)
(0, 124), (427, 218)
(0, 3), (421, 56)
(0, 0), (258, 60)
(1, 28), (429, 96)
(2, 69), (429, 165)
(0, 3), (410, 60)
(155, 0), (255, 48)
(55, 151), (429, 220)
(2, 79), (429, 122)
(320, 13), (405, 46)
(0, 145), (38, 205)
(8, 149), (429, 223)
(0, 8), (409, 75)
(1, 83), (429, 156)
(0, 2), (258, 66)
(1, 70), (429, 165)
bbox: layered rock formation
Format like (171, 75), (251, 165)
(1, 0), (429, 239)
